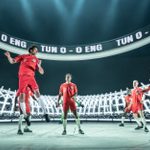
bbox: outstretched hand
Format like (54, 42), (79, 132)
(37, 60), (44, 74)
(4, 51), (10, 57)
(38, 60), (42, 66)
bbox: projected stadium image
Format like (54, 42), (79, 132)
(0, 0), (150, 150)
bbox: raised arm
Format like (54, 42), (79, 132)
(37, 60), (44, 75)
(4, 52), (16, 64)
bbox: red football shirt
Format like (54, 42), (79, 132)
(59, 82), (78, 102)
(131, 87), (143, 104)
(14, 54), (39, 76)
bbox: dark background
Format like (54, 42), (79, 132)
(0, 0), (150, 95)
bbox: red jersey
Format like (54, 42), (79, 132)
(131, 87), (144, 113)
(131, 87), (143, 104)
(14, 54), (39, 76)
(59, 82), (78, 102)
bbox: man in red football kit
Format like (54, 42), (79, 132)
(119, 89), (132, 127)
(57, 73), (84, 135)
(4, 46), (50, 134)
(131, 80), (149, 132)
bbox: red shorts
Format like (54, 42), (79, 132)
(137, 103), (144, 111)
(63, 99), (76, 113)
(18, 75), (39, 94)
(131, 104), (143, 113)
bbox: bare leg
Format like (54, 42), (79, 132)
(35, 90), (47, 114)
(133, 113), (143, 130)
(34, 90), (50, 122)
(138, 111), (146, 127)
(72, 110), (81, 130)
(133, 113), (142, 126)
(19, 93), (26, 116)
(61, 110), (68, 135)
(72, 110), (84, 134)
(63, 110), (68, 131)
(17, 114), (24, 135)
(24, 114), (32, 132)
(119, 112), (126, 126)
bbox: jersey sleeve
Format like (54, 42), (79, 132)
(14, 55), (23, 63)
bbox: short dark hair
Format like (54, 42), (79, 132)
(28, 45), (38, 53)
(65, 73), (72, 78)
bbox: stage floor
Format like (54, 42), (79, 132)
(0, 122), (150, 150)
